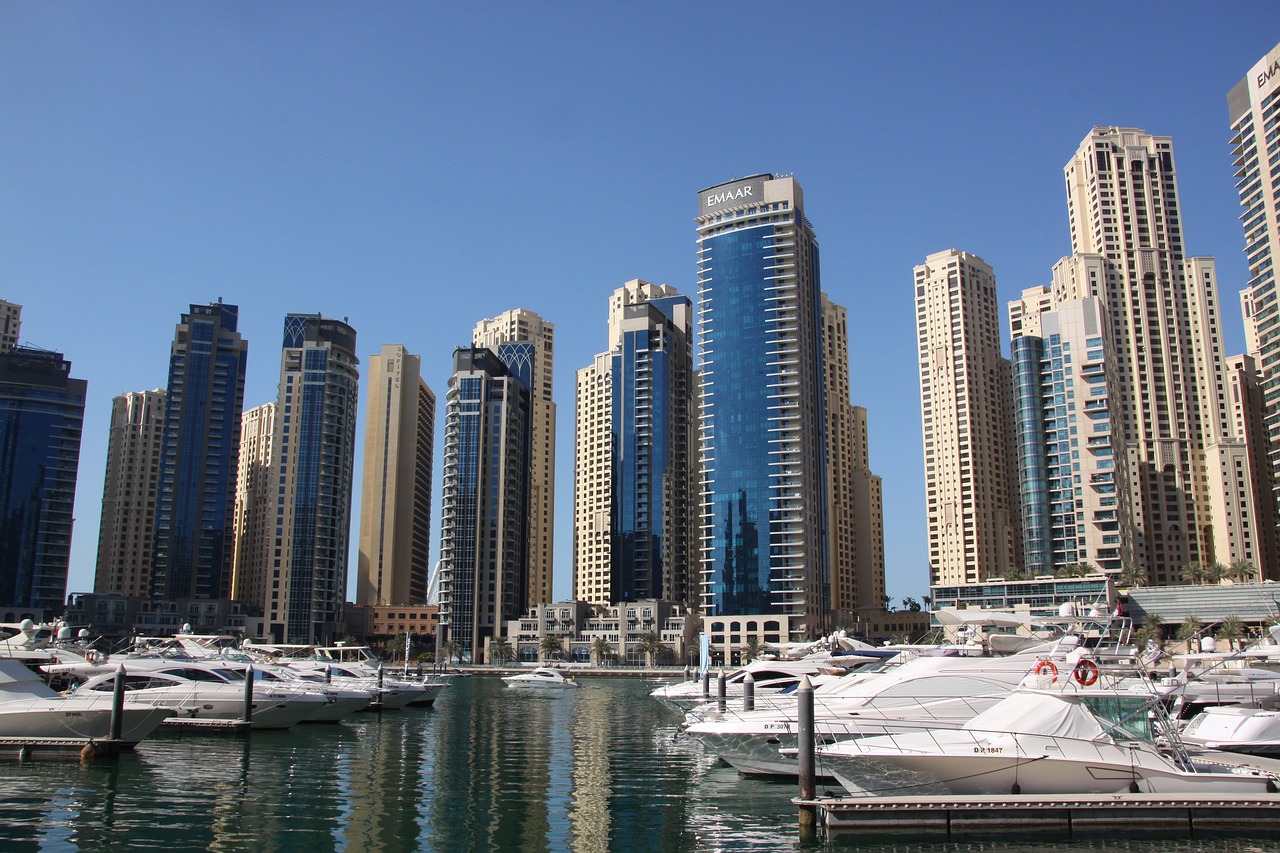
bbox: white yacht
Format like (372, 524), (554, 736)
(243, 641), (443, 708)
(44, 659), (328, 729)
(0, 659), (173, 744)
(503, 667), (582, 689)
(1181, 705), (1280, 756)
(807, 687), (1280, 797)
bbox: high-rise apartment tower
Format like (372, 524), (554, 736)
(95, 389), (166, 596)
(472, 310), (555, 610)
(915, 249), (1020, 585)
(357, 344), (436, 606)
(151, 301), (248, 601)
(695, 175), (829, 637)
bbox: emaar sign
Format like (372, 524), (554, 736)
(699, 176), (768, 216)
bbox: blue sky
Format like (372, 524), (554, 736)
(1, 4), (1274, 608)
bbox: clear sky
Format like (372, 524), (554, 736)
(1, 4), (1275, 609)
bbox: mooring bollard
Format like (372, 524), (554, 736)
(742, 672), (755, 712)
(797, 675), (817, 842)
(242, 665), (255, 724)
(684, 664), (691, 681)
(109, 663), (126, 741)
(716, 668), (727, 713)
(701, 667), (710, 699)
(325, 666), (332, 684)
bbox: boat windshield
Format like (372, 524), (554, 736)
(1080, 695), (1152, 743)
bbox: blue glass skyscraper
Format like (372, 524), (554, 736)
(151, 301), (248, 601)
(438, 347), (530, 661)
(0, 346), (87, 611)
(610, 286), (694, 604)
(695, 175), (830, 637)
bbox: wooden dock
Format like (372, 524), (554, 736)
(159, 717), (253, 734)
(797, 792), (1280, 834)
(0, 737), (129, 760)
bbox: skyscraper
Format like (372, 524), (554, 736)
(0, 299), (19, 353)
(267, 314), (359, 644)
(95, 389), (166, 596)
(695, 175), (829, 637)
(230, 402), (276, 605)
(1230, 41), (1280, 507)
(1061, 127), (1248, 583)
(438, 347), (530, 661)
(357, 344), (436, 606)
(915, 249), (1020, 586)
(572, 280), (696, 607)
(151, 301), (248, 601)
(0, 346), (87, 610)
(1009, 289), (1132, 575)
(472, 310), (555, 610)
(821, 294), (885, 615)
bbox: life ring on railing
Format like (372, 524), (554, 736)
(86, 650), (101, 664)
(1073, 659), (1100, 686)
(1033, 660), (1059, 682)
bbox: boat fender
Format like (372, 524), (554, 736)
(80, 741), (96, 761)
(1033, 660), (1059, 682)
(1073, 660), (1100, 686)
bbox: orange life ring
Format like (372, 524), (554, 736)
(86, 650), (100, 664)
(1033, 659), (1059, 682)
(1073, 659), (1100, 686)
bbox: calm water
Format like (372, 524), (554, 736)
(1, 676), (1276, 852)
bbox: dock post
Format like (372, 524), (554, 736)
(742, 672), (755, 711)
(701, 667), (710, 699)
(716, 668), (727, 713)
(684, 664), (691, 681)
(242, 665), (255, 724)
(797, 674), (817, 842)
(109, 663), (126, 742)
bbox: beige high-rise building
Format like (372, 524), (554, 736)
(357, 345), (436, 606)
(821, 294), (885, 614)
(231, 402), (276, 605)
(915, 249), (1019, 586)
(574, 350), (613, 605)
(94, 389), (166, 596)
(1230, 41), (1280, 509)
(473, 309), (556, 609)
(0, 299), (19, 353)
(1060, 127), (1253, 583)
(1224, 354), (1278, 579)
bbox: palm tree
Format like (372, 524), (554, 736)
(539, 634), (563, 662)
(1216, 616), (1245, 651)
(1176, 615), (1205, 648)
(635, 631), (665, 668)
(1117, 563), (1148, 589)
(1228, 559), (1258, 584)
(1002, 565), (1027, 581)
(1180, 562), (1206, 586)
(590, 637), (613, 667)
(487, 635), (514, 666)
(439, 640), (462, 668)
(1203, 562), (1228, 585)
(1134, 613), (1165, 648)
(740, 636), (764, 663)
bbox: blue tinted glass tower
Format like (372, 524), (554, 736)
(695, 175), (830, 638)
(151, 301), (248, 601)
(438, 347), (530, 661)
(611, 288), (695, 604)
(0, 346), (87, 611)
(269, 314), (359, 644)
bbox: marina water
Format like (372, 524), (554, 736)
(2, 676), (1275, 852)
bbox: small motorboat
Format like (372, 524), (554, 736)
(503, 667), (582, 690)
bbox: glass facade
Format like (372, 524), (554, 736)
(151, 302), (247, 601)
(1011, 335), (1050, 575)
(697, 177), (830, 634)
(272, 314), (359, 644)
(611, 295), (692, 603)
(439, 348), (530, 660)
(0, 348), (86, 610)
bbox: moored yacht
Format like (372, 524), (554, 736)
(0, 659), (173, 744)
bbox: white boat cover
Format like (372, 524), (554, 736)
(962, 692), (1105, 741)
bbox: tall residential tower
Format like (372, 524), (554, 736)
(94, 389), (166, 596)
(357, 345), (436, 606)
(695, 175), (829, 637)
(473, 310), (555, 610)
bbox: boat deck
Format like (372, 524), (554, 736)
(799, 792), (1280, 833)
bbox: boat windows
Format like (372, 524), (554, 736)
(1081, 695), (1153, 742)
